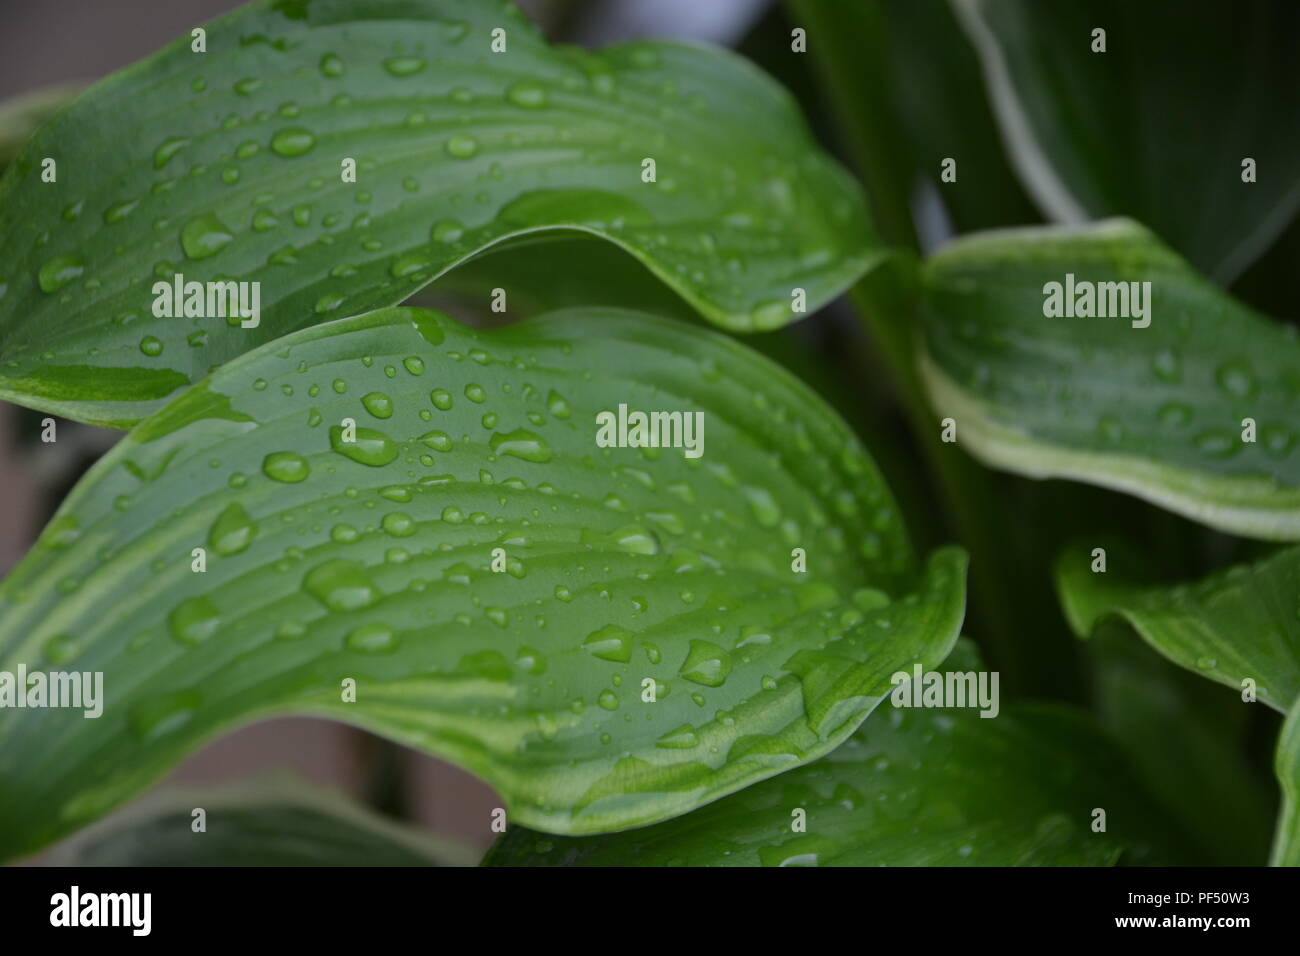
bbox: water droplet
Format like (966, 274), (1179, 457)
(304, 559), (379, 612)
(741, 486), (781, 527)
(43, 633), (80, 665)
(319, 53), (346, 77)
(330, 425), (398, 466)
(168, 595), (220, 646)
(381, 511), (415, 537)
(361, 391), (393, 419)
(209, 502), (256, 555)
(583, 624), (633, 662)
(430, 388), (453, 410)
(38, 254), (85, 293)
(390, 253), (432, 278)
(490, 429), (551, 463)
(1097, 415), (1124, 443)
(598, 689), (620, 710)
(1150, 348), (1181, 383)
(181, 213), (234, 259)
(347, 622), (398, 653)
(1215, 360), (1258, 399)
(262, 450), (310, 482)
(545, 390), (572, 419)
(1157, 402), (1191, 427)
(130, 690), (202, 741)
(464, 384), (486, 403)
(270, 127), (317, 157)
(383, 56), (426, 77)
(418, 430), (453, 452)
(103, 199), (139, 224)
(431, 219), (464, 243)
(506, 81), (548, 109)
(153, 136), (189, 169)
(276, 621), (307, 641)
(679, 639), (732, 687)
(445, 134), (480, 159)
(138, 335), (164, 357)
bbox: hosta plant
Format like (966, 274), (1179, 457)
(0, 0), (1296, 868)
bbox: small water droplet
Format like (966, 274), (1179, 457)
(330, 425), (398, 466)
(347, 622), (398, 653)
(490, 429), (551, 463)
(304, 559), (380, 612)
(270, 127), (317, 157)
(679, 639), (732, 687)
(506, 80), (548, 109)
(319, 53), (346, 77)
(38, 254), (85, 293)
(181, 213), (234, 259)
(168, 595), (220, 646)
(262, 450), (310, 482)
(209, 502), (256, 555)
(583, 624), (633, 662)
(445, 135), (480, 159)
(383, 56), (426, 77)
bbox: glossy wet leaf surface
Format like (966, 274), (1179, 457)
(486, 641), (1157, 866)
(921, 220), (1300, 540)
(1057, 541), (1300, 713)
(50, 775), (477, 867)
(954, 0), (1300, 282)
(0, 305), (965, 860)
(0, 0), (877, 427)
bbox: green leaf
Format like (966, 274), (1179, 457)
(410, 234), (700, 324)
(485, 641), (1159, 866)
(953, 0), (1300, 282)
(0, 305), (966, 860)
(793, 0), (1038, 241)
(1057, 541), (1300, 713)
(1272, 698), (1300, 866)
(921, 219), (1300, 541)
(49, 774), (477, 866)
(1084, 628), (1276, 865)
(0, 0), (877, 428)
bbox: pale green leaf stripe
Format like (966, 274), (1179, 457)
(485, 642), (1155, 866)
(50, 774), (478, 867)
(0, 0), (877, 428)
(920, 219), (1300, 540)
(1056, 543), (1300, 713)
(1272, 698), (1300, 866)
(0, 305), (966, 860)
